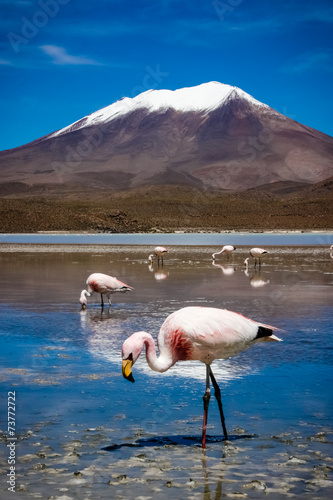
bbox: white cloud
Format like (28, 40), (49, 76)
(282, 49), (333, 74)
(40, 45), (103, 66)
(0, 58), (12, 65)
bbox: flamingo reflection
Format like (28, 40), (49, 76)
(80, 308), (132, 359)
(244, 267), (270, 288)
(249, 274), (270, 288)
(212, 261), (235, 275)
(148, 262), (169, 280)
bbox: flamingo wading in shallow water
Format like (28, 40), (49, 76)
(122, 306), (282, 448)
(148, 246), (168, 265)
(79, 273), (133, 309)
(212, 245), (236, 261)
(245, 247), (269, 269)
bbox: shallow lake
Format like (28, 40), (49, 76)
(0, 241), (332, 499)
(1, 231), (333, 246)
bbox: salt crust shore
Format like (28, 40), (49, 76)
(1, 418), (332, 499)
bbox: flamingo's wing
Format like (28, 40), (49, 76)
(155, 246), (168, 253)
(162, 307), (279, 350)
(87, 273), (133, 294)
(103, 276), (133, 293)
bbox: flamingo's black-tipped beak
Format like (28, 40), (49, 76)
(81, 303), (86, 310)
(122, 359), (135, 383)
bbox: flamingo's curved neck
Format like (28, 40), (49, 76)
(80, 289), (91, 301)
(140, 333), (175, 373)
(213, 249), (223, 259)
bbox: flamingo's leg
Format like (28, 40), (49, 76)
(107, 294), (112, 307)
(209, 366), (228, 441)
(100, 294), (104, 308)
(202, 364), (211, 448)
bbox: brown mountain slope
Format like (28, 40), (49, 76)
(0, 181), (331, 233)
(0, 85), (332, 194)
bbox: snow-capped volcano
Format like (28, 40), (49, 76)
(49, 82), (268, 139)
(0, 81), (332, 193)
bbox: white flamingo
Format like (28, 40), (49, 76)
(245, 248), (269, 269)
(79, 273), (133, 309)
(148, 246), (168, 265)
(212, 245), (236, 261)
(122, 306), (282, 448)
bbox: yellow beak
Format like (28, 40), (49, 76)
(122, 359), (135, 383)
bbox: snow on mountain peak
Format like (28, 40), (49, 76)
(49, 82), (267, 139)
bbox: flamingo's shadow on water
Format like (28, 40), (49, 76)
(102, 434), (257, 451)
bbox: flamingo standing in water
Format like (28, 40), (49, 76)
(122, 306), (281, 448)
(212, 245), (236, 261)
(79, 273), (133, 309)
(245, 248), (269, 269)
(148, 246), (168, 265)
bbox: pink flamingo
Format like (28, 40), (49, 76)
(148, 246), (168, 265)
(79, 273), (133, 309)
(245, 247), (269, 269)
(212, 245), (236, 261)
(122, 306), (281, 448)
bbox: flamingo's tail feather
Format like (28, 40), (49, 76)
(256, 325), (283, 342)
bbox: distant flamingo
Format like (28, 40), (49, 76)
(245, 248), (269, 269)
(79, 273), (133, 309)
(122, 306), (281, 448)
(148, 246), (168, 265)
(212, 245), (236, 261)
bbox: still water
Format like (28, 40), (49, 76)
(0, 242), (332, 499)
(0, 231), (333, 246)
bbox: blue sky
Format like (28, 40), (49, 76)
(1, 0), (333, 150)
